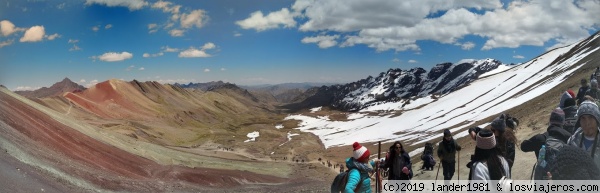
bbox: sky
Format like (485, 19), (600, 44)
(0, 0), (598, 91)
(285, 35), (599, 150)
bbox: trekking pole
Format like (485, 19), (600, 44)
(457, 151), (460, 181)
(435, 162), (441, 181)
(377, 141), (381, 193)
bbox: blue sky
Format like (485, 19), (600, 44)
(0, 0), (598, 91)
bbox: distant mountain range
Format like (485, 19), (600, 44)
(284, 59), (506, 111)
(15, 78), (85, 98)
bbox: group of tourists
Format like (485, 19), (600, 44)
(333, 73), (600, 192)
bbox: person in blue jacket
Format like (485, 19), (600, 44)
(345, 142), (375, 193)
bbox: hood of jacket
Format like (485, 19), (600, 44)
(547, 124), (571, 143)
(346, 157), (373, 174)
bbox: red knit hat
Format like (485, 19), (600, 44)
(567, 89), (575, 99)
(353, 142), (370, 162)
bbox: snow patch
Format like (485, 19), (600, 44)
(310, 106), (322, 113)
(244, 131), (259, 142)
(275, 124), (284, 129)
(278, 132), (300, 147)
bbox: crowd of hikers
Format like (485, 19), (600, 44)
(332, 70), (600, 192)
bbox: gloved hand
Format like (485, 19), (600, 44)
(402, 167), (409, 175)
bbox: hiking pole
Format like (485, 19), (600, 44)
(435, 162), (441, 181)
(457, 151), (460, 181)
(376, 141), (381, 193)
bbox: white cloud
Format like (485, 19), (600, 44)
(14, 86), (40, 91)
(204, 68), (210, 72)
(68, 39), (79, 43)
(86, 79), (99, 88)
(392, 58), (400, 63)
(79, 79), (86, 83)
(408, 60), (418, 63)
(180, 9), (206, 29)
(513, 55), (525, 59)
(233, 31), (242, 37)
(20, 26), (45, 42)
(143, 52), (163, 57)
(201, 42), (216, 50)
(45, 33), (60, 40)
(169, 29), (184, 37)
(1, 20), (23, 36)
(460, 41), (475, 50)
(178, 48), (211, 58)
(148, 23), (158, 33)
(126, 65), (135, 71)
(92, 26), (99, 32)
(162, 46), (179, 52)
(0, 39), (14, 48)
(236, 8), (296, 31)
(221, 68), (226, 71)
(248, 0), (599, 52)
(105, 24), (112, 29)
(301, 35), (340, 49)
(457, 59), (476, 64)
(94, 52), (133, 62)
(139, 67), (145, 71)
(57, 3), (66, 9)
(85, 0), (148, 11)
(69, 44), (82, 51)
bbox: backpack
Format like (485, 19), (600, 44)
(331, 169), (362, 193)
(533, 135), (565, 180)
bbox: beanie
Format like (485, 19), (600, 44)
(353, 142), (370, 163)
(549, 108), (565, 126)
(490, 115), (506, 133)
(476, 129), (496, 150)
(567, 89), (576, 99)
(576, 101), (600, 127)
(564, 98), (576, 108)
(548, 145), (600, 180)
(443, 129), (451, 137)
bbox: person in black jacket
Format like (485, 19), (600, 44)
(437, 129), (462, 180)
(521, 108), (571, 158)
(577, 78), (590, 105)
(383, 141), (413, 180)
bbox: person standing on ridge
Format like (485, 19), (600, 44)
(437, 129), (462, 181)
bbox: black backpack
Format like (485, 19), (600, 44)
(331, 169), (362, 193)
(533, 135), (565, 180)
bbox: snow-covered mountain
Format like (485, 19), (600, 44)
(287, 59), (505, 111)
(286, 31), (600, 155)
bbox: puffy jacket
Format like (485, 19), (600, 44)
(345, 157), (373, 193)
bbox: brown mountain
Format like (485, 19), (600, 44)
(15, 77), (85, 98)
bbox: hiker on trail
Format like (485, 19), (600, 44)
(561, 98), (578, 134)
(558, 89), (576, 108)
(344, 142), (374, 193)
(382, 141), (413, 180)
(547, 145), (600, 180)
(437, 129), (462, 180)
(577, 78), (590, 105)
(421, 142), (435, 170)
(521, 108), (571, 158)
(468, 129), (511, 182)
(490, 114), (517, 171)
(586, 79), (600, 100)
(567, 101), (600, 168)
